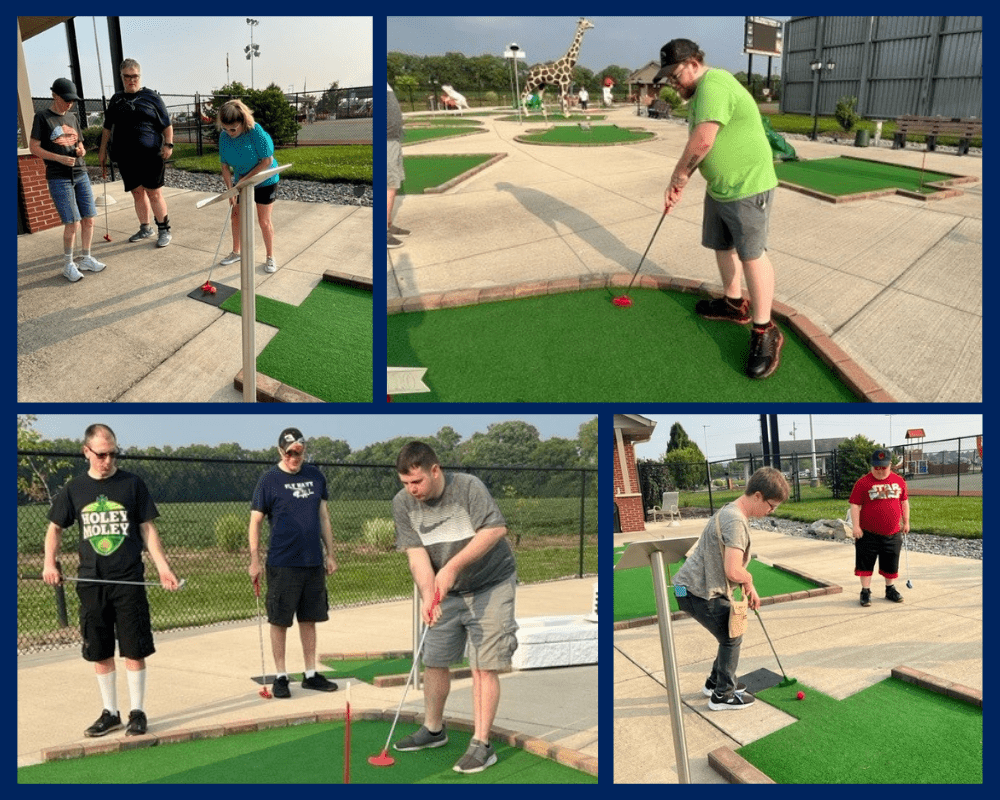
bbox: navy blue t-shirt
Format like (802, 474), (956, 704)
(251, 464), (329, 567)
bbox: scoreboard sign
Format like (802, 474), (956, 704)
(744, 16), (783, 57)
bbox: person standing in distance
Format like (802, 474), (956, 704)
(43, 423), (180, 737)
(248, 428), (338, 698)
(392, 441), (518, 774)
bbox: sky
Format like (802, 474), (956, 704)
(632, 414), (983, 462)
(21, 16), (372, 100)
(387, 16), (790, 77)
(25, 414), (596, 452)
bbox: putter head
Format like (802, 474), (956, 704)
(906, 580), (913, 589)
(368, 751), (395, 767)
(103, 234), (112, 242)
(612, 295), (633, 307)
(259, 687), (272, 699)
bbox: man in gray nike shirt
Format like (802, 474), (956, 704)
(392, 441), (517, 774)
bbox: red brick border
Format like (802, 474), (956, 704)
(38, 710), (597, 777)
(387, 274), (893, 402)
(707, 665), (981, 783)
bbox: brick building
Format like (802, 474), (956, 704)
(613, 414), (656, 533)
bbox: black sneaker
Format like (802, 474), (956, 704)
(125, 710), (147, 736)
(394, 724), (449, 751)
(387, 231), (404, 249)
(702, 679), (748, 697)
(746, 323), (784, 379)
(389, 223), (410, 237)
(84, 709), (122, 737)
(695, 295), (751, 324)
(272, 675), (291, 698)
(885, 585), (905, 603)
(302, 672), (338, 692)
(708, 690), (756, 711)
(860, 588), (872, 607)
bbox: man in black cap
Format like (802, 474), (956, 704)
(28, 78), (107, 282)
(653, 39), (782, 379)
(248, 428), (338, 697)
(848, 449), (910, 607)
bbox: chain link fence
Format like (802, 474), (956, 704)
(18, 452), (596, 654)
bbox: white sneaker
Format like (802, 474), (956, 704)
(264, 257), (278, 273)
(220, 251), (241, 266)
(77, 255), (107, 273)
(62, 261), (84, 282)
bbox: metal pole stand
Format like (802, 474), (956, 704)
(194, 163), (292, 401)
(615, 537), (698, 783)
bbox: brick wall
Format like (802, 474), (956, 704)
(18, 154), (63, 233)
(613, 435), (646, 533)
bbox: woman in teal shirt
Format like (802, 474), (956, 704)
(216, 100), (281, 272)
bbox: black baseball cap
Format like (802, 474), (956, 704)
(871, 450), (892, 467)
(652, 39), (702, 84)
(278, 428), (305, 450)
(51, 78), (80, 101)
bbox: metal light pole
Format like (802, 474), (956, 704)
(505, 43), (525, 123)
(810, 59), (835, 140)
(245, 18), (260, 89)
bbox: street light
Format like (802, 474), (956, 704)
(245, 18), (261, 89)
(809, 59), (835, 140)
(505, 42), (525, 123)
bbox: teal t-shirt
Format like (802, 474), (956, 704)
(689, 69), (777, 202)
(219, 123), (279, 187)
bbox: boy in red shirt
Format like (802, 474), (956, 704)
(849, 450), (910, 606)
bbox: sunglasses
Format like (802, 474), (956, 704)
(86, 447), (117, 461)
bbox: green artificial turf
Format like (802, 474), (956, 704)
(402, 126), (483, 144)
(517, 124), (654, 145)
(612, 545), (819, 622)
(400, 154), (495, 194)
(319, 656), (469, 684)
(775, 156), (956, 196)
(738, 678), (982, 783)
(387, 288), (859, 402)
(17, 720), (595, 784)
(221, 280), (372, 401)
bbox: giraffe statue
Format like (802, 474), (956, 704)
(521, 18), (594, 118)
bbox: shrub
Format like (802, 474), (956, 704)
(215, 513), (247, 552)
(835, 96), (860, 132)
(361, 518), (395, 551)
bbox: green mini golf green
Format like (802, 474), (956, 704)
(737, 678), (982, 783)
(400, 154), (496, 195)
(775, 156), (961, 198)
(515, 124), (654, 145)
(387, 288), (860, 402)
(17, 720), (596, 784)
(402, 126), (484, 144)
(613, 545), (821, 622)
(221, 280), (372, 402)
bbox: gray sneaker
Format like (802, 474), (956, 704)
(62, 261), (84, 282)
(156, 221), (171, 247)
(394, 724), (448, 751)
(128, 224), (155, 242)
(452, 739), (498, 774)
(77, 255), (106, 273)
(389, 223), (410, 237)
(387, 231), (403, 249)
(220, 251), (241, 266)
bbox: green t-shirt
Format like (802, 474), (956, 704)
(688, 69), (777, 202)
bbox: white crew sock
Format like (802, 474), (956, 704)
(97, 670), (118, 714)
(127, 667), (146, 713)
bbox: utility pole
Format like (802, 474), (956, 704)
(245, 18), (260, 89)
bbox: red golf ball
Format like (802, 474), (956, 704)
(796, 691), (805, 700)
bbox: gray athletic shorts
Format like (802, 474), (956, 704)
(423, 573), (518, 671)
(387, 140), (404, 189)
(702, 188), (774, 261)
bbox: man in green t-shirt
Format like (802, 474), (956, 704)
(654, 39), (782, 379)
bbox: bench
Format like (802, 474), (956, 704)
(892, 116), (982, 155)
(647, 99), (671, 119)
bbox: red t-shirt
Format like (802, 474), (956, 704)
(849, 472), (908, 535)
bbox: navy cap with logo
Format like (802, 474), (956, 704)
(652, 39), (702, 84)
(278, 428), (305, 451)
(50, 78), (80, 101)
(871, 450), (892, 467)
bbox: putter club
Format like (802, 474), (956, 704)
(753, 608), (797, 687)
(344, 681), (352, 784)
(253, 576), (272, 699)
(613, 207), (668, 307)
(22, 573), (185, 589)
(368, 590), (441, 767)
(102, 176), (112, 242)
(92, 17), (112, 243)
(904, 533), (913, 589)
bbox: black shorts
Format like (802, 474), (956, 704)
(235, 183), (278, 206)
(266, 565), (329, 627)
(118, 152), (166, 193)
(77, 582), (155, 662)
(854, 530), (903, 579)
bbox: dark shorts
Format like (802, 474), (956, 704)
(854, 530), (903, 579)
(266, 564), (329, 627)
(77, 582), (155, 662)
(118, 151), (166, 193)
(702, 188), (774, 261)
(235, 183), (278, 206)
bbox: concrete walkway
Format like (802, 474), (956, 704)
(18, 577), (598, 772)
(18, 181), (372, 402)
(613, 520), (982, 783)
(387, 107), (981, 402)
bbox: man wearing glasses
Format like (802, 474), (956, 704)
(98, 58), (175, 247)
(248, 428), (338, 698)
(43, 423), (180, 737)
(654, 39), (782, 380)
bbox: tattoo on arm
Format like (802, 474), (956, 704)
(683, 153), (701, 176)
